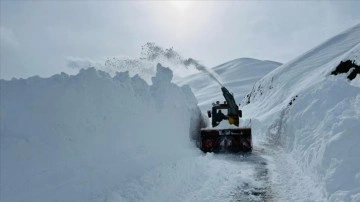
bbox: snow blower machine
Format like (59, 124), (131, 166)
(200, 87), (252, 153)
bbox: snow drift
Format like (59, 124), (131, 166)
(0, 64), (203, 201)
(242, 24), (360, 201)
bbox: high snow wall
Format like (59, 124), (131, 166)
(0, 64), (203, 201)
(242, 24), (360, 201)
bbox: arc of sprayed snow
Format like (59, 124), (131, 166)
(184, 58), (224, 87)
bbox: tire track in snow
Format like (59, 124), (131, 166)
(224, 148), (276, 202)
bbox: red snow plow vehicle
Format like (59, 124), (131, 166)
(200, 87), (252, 153)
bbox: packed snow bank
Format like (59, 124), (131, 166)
(0, 64), (203, 201)
(285, 76), (360, 201)
(242, 24), (360, 200)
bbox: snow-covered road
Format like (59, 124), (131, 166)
(110, 148), (273, 202)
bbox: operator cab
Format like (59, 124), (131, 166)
(207, 101), (242, 127)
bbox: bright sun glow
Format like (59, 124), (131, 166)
(170, 1), (193, 11)
(146, 1), (215, 43)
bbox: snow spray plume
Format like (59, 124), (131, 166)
(83, 43), (224, 85)
(184, 58), (223, 87)
(140, 43), (224, 87)
(140, 44), (223, 87)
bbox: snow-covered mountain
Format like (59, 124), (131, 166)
(176, 58), (281, 111)
(241, 24), (360, 201)
(1, 22), (359, 202)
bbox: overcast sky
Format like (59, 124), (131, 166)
(1, 1), (360, 79)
